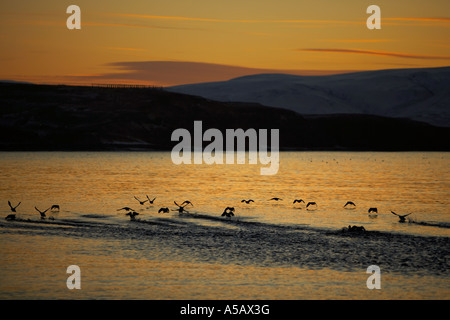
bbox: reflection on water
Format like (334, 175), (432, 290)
(0, 152), (449, 299)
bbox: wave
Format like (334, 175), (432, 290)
(80, 214), (111, 219)
(410, 220), (450, 229)
(1, 211), (449, 276)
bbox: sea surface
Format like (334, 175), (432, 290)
(0, 151), (449, 300)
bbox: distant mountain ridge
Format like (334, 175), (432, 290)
(0, 83), (449, 151)
(167, 67), (450, 127)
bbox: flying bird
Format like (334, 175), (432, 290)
(35, 207), (50, 219)
(146, 195), (157, 204)
(181, 200), (194, 207)
(158, 207), (170, 213)
(368, 207), (378, 214)
(51, 205), (60, 212)
(173, 201), (189, 213)
(269, 198), (283, 201)
(8, 201), (21, 212)
(391, 211), (412, 223)
(344, 201), (356, 208)
(134, 196), (148, 205)
(293, 199), (305, 204)
(222, 207), (235, 217)
(306, 202), (317, 208)
(125, 211), (139, 221)
(117, 207), (135, 212)
(241, 199), (254, 204)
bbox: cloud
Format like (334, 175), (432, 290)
(385, 17), (450, 22)
(299, 48), (450, 60)
(322, 39), (393, 43)
(107, 13), (363, 25)
(83, 22), (191, 30)
(61, 61), (359, 87)
(107, 47), (146, 52)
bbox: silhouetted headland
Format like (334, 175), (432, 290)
(0, 83), (449, 151)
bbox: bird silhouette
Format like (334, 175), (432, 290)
(293, 199), (305, 204)
(125, 211), (139, 221)
(35, 207), (50, 219)
(344, 201), (356, 208)
(8, 201), (21, 212)
(222, 207), (235, 217)
(173, 201), (189, 213)
(117, 207), (135, 212)
(391, 211), (412, 223)
(158, 207), (170, 213)
(146, 195), (157, 204)
(51, 205), (60, 212)
(134, 196), (148, 205)
(269, 198), (283, 201)
(368, 207), (378, 214)
(241, 199), (254, 204)
(306, 202), (317, 208)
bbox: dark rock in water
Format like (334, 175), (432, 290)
(342, 225), (366, 233)
(5, 214), (16, 221)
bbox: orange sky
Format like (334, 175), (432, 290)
(0, 0), (449, 86)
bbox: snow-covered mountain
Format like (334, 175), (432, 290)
(167, 67), (450, 127)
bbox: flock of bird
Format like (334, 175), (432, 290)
(4, 196), (413, 224)
(117, 197), (194, 220)
(5, 201), (60, 221)
(114, 196), (412, 224)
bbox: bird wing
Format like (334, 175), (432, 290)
(391, 211), (400, 217)
(134, 196), (141, 202)
(34, 207), (40, 213)
(402, 213), (413, 218)
(174, 201), (181, 207)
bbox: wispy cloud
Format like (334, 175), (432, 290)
(107, 47), (147, 52)
(58, 61), (360, 87)
(385, 17), (450, 22)
(1, 19), (197, 31)
(322, 39), (393, 43)
(84, 22), (190, 30)
(299, 48), (450, 60)
(107, 13), (363, 25)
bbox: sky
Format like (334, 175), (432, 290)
(0, 0), (449, 86)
